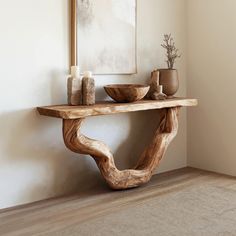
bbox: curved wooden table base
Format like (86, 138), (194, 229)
(63, 107), (180, 190)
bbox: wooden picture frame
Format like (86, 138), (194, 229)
(71, 0), (77, 67)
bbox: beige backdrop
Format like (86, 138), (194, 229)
(187, 0), (236, 176)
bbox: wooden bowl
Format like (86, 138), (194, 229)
(104, 84), (150, 103)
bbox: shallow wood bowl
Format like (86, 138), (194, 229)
(104, 84), (150, 103)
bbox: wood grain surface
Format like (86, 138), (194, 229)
(104, 84), (150, 103)
(63, 108), (179, 189)
(37, 98), (197, 119)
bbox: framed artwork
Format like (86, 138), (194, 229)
(71, 0), (137, 74)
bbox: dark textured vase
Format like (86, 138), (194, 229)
(158, 69), (179, 97)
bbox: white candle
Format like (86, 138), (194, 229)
(157, 85), (163, 94)
(71, 66), (80, 78)
(83, 71), (93, 78)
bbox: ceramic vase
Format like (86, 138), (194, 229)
(158, 69), (179, 97)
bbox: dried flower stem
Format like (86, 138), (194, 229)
(161, 34), (181, 69)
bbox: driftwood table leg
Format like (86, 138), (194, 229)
(63, 107), (180, 190)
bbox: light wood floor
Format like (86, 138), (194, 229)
(1, 167), (236, 236)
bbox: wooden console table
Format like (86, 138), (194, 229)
(37, 98), (197, 190)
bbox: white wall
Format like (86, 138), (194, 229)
(187, 0), (236, 176)
(0, 0), (187, 209)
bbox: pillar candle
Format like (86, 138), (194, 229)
(67, 66), (82, 105)
(70, 66), (80, 79)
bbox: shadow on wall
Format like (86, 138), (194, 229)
(0, 109), (104, 207)
(50, 70), (67, 105)
(0, 107), (162, 208)
(81, 109), (162, 171)
(114, 110), (161, 169)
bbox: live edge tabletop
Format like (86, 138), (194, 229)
(37, 98), (197, 119)
(37, 97), (197, 190)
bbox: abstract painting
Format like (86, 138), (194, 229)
(77, 0), (136, 74)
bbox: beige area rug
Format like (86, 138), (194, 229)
(57, 170), (236, 236)
(1, 168), (236, 236)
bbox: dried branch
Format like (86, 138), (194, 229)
(161, 34), (181, 69)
